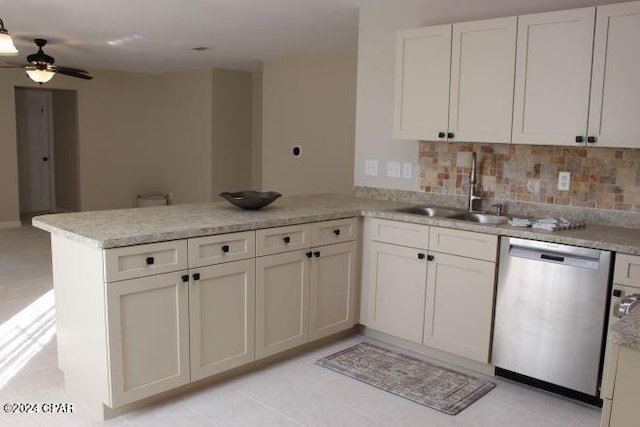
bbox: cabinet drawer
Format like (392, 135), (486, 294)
(311, 218), (357, 246)
(256, 224), (312, 256)
(429, 227), (497, 261)
(369, 218), (429, 249)
(614, 254), (640, 288)
(104, 240), (188, 282)
(188, 231), (255, 268)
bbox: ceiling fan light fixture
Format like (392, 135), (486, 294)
(26, 65), (55, 84)
(0, 19), (19, 56)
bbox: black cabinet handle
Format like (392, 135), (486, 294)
(181, 274), (189, 283)
(447, 132), (454, 139)
(221, 244), (230, 253)
(314, 251), (320, 258)
(575, 136), (584, 143)
(418, 253), (425, 260)
(283, 236), (291, 244)
(333, 229), (340, 236)
(427, 254), (434, 261)
(438, 132), (446, 139)
(145, 256), (155, 265)
(587, 136), (597, 144)
(613, 289), (623, 297)
(42, 157), (49, 162)
(192, 273), (200, 281)
(305, 251), (313, 258)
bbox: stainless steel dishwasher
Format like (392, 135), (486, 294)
(492, 237), (612, 402)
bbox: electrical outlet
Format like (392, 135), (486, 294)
(558, 171), (571, 191)
(402, 162), (412, 179)
(387, 161), (402, 178)
(365, 160), (378, 177)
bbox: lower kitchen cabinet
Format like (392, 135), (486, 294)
(106, 272), (190, 407)
(309, 241), (357, 340)
(255, 250), (310, 359)
(363, 218), (497, 363)
(189, 259), (255, 381)
(601, 345), (640, 427)
(366, 240), (428, 344)
(423, 252), (496, 362)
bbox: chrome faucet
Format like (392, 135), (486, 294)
(468, 152), (481, 211)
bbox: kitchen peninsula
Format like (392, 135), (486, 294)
(33, 194), (640, 419)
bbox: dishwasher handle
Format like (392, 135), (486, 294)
(509, 246), (600, 270)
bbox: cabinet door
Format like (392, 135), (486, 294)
(189, 259), (255, 381)
(393, 25), (452, 140)
(588, 1), (640, 148)
(309, 241), (357, 340)
(106, 272), (189, 407)
(512, 8), (595, 145)
(423, 252), (495, 362)
(255, 251), (309, 359)
(609, 347), (640, 427)
(367, 241), (428, 343)
(448, 17), (517, 143)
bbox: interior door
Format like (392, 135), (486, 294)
(16, 89), (54, 212)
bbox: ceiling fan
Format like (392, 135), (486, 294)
(1, 38), (93, 84)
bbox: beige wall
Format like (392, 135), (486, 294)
(52, 90), (80, 212)
(251, 70), (263, 190)
(211, 69), (253, 200)
(354, 0), (626, 191)
(262, 51), (357, 196)
(161, 69), (214, 205)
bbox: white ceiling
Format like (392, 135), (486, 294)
(2, 0), (380, 74)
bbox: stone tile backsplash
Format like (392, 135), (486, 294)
(419, 142), (640, 212)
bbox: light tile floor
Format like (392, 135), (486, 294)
(0, 225), (602, 427)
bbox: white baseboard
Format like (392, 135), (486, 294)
(0, 220), (22, 229)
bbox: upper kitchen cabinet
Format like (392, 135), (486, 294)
(393, 17), (517, 143)
(514, 2), (640, 148)
(588, 1), (640, 148)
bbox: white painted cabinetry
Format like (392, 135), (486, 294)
(394, 17), (517, 143)
(255, 218), (358, 358)
(363, 218), (497, 363)
(601, 253), (640, 427)
(513, 1), (640, 147)
(106, 272), (190, 407)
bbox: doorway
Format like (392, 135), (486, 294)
(15, 88), (80, 219)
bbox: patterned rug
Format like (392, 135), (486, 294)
(316, 342), (495, 415)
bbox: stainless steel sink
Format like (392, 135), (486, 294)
(395, 206), (463, 217)
(447, 212), (508, 225)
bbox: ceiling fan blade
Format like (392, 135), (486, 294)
(1, 61), (26, 67)
(56, 68), (93, 80)
(56, 65), (90, 74)
(0, 65), (25, 68)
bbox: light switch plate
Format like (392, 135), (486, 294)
(558, 171), (571, 191)
(387, 161), (401, 178)
(365, 160), (378, 177)
(402, 162), (412, 179)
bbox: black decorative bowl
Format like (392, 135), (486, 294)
(219, 191), (282, 210)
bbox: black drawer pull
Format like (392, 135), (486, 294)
(575, 136), (584, 143)
(283, 236), (291, 244)
(192, 273), (200, 281)
(305, 251), (313, 258)
(333, 229), (341, 236)
(587, 136), (597, 143)
(181, 274), (189, 283)
(418, 253), (425, 260)
(427, 254), (434, 261)
(221, 244), (230, 253)
(438, 132), (446, 139)
(145, 256), (155, 265)
(613, 289), (623, 298)
(447, 132), (454, 139)
(314, 251), (320, 258)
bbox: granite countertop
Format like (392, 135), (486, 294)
(610, 307), (640, 352)
(33, 194), (640, 254)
